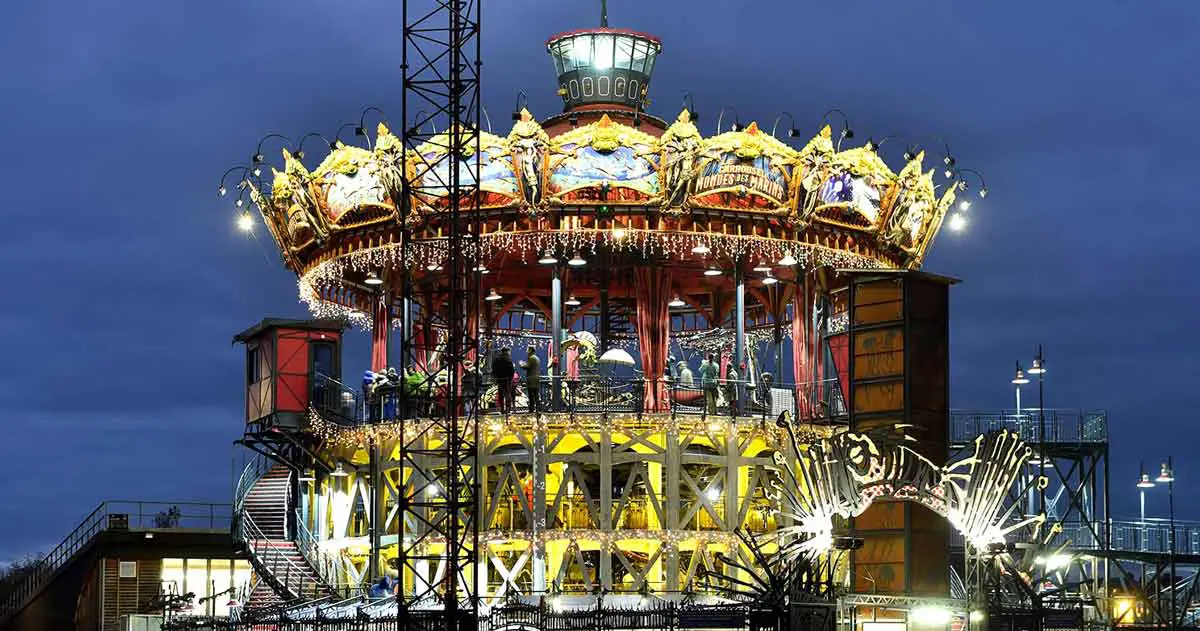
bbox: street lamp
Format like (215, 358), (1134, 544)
(1029, 345), (1047, 516)
(1155, 457), (1177, 631)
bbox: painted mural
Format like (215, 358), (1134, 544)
(689, 123), (793, 212)
(548, 115), (659, 204)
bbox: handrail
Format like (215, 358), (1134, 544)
(237, 511), (326, 604)
(294, 518), (363, 598)
(949, 409), (1108, 444)
(0, 501), (231, 622)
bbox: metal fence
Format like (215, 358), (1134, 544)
(314, 373), (848, 426)
(0, 501), (231, 622)
(949, 410), (1108, 446)
(162, 600), (778, 631)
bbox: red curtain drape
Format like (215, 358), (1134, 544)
(634, 268), (672, 411)
(791, 285), (812, 417)
(371, 294), (391, 372)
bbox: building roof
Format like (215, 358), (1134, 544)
(233, 317), (346, 344)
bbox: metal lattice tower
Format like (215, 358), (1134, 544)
(399, 0), (481, 625)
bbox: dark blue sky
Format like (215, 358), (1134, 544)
(1, 1), (1197, 561)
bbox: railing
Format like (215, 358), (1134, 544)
(236, 511), (327, 605)
(0, 501), (231, 622)
(955, 519), (1200, 556)
(294, 519), (363, 599)
(1108, 518), (1200, 555)
(314, 370), (848, 426)
(668, 378), (846, 423)
(950, 409), (1108, 445)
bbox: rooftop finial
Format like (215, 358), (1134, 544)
(601, 0), (608, 27)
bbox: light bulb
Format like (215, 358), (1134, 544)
(565, 295), (581, 306)
(704, 268), (722, 276)
(485, 288), (502, 301)
(668, 295), (686, 308)
(948, 214), (967, 232)
(236, 213), (254, 232)
(959, 199), (971, 211)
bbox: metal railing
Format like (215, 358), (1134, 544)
(0, 501), (231, 622)
(950, 409), (1108, 445)
(236, 511), (327, 605)
(313, 371), (848, 426)
(294, 519), (363, 599)
(954, 519), (1200, 556)
(668, 378), (846, 423)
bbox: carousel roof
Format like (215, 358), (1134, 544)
(228, 21), (979, 323)
(251, 110), (957, 268)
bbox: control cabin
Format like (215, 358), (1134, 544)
(233, 318), (344, 430)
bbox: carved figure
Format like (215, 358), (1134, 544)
(659, 109), (702, 208)
(508, 110), (549, 207)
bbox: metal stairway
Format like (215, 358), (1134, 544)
(235, 462), (331, 612)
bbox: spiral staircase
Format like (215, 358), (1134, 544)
(235, 460), (336, 613)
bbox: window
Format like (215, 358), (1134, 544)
(246, 346), (261, 385)
(161, 558), (253, 618)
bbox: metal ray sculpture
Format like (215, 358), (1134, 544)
(764, 413), (1045, 569)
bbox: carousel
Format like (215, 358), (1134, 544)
(227, 15), (982, 612)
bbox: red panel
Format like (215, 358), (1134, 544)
(827, 332), (850, 400)
(276, 334), (312, 414)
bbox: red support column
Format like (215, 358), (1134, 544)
(792, 279), (814, 417)
(371, 292), (391, 372)
(634, 268), (672, 411)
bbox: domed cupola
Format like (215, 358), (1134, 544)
(545, 2), (662, 112)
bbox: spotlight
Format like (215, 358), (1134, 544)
(364, 272), (384, 286)
(668, 295), (686, 308)
(235, 198), (244, 208)
(864, 138), (877, 151)
(252, 167), (262, 177)
(1137, 470), (1156, 489)
(979, 187), (989, 199)
(1156, 462), (1175, 484)
(252, 153), (264, 164)
(777, 251), (798, 266)
(691, 243), (711, 255)
(948, 213), (967, 231)
(565, 295), (581, 307)
(959, 200), (971, 211)
(538, 250), (558, 265)
(236, 213), (254, 232)
(944, 168), (955, 179)
(330, 462), (349, 478)
(567, 252), (587, 266)
(841, 127), (854, 139)
(903, 150), (915, 161)
(218, 186), (227, 197)
(485, 288), (502, 301)
(787, 128), (798, 138)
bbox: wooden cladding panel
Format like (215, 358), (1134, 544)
(100, 558), (163, 631)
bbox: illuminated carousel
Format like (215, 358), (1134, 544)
(222, 12), (1006, 626)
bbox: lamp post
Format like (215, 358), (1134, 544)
(1028, 346), (1047, 516)
(1155, 458), (1177, 631)
(1136, 461), (1155, 613)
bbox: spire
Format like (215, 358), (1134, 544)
(601, 0), (608, 27)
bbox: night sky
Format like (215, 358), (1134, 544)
(2, 1), (1197, 562)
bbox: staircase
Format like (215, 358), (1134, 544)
(236, 463), (330, 612)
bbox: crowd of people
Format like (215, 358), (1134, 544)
(360, 345), (773, 417)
